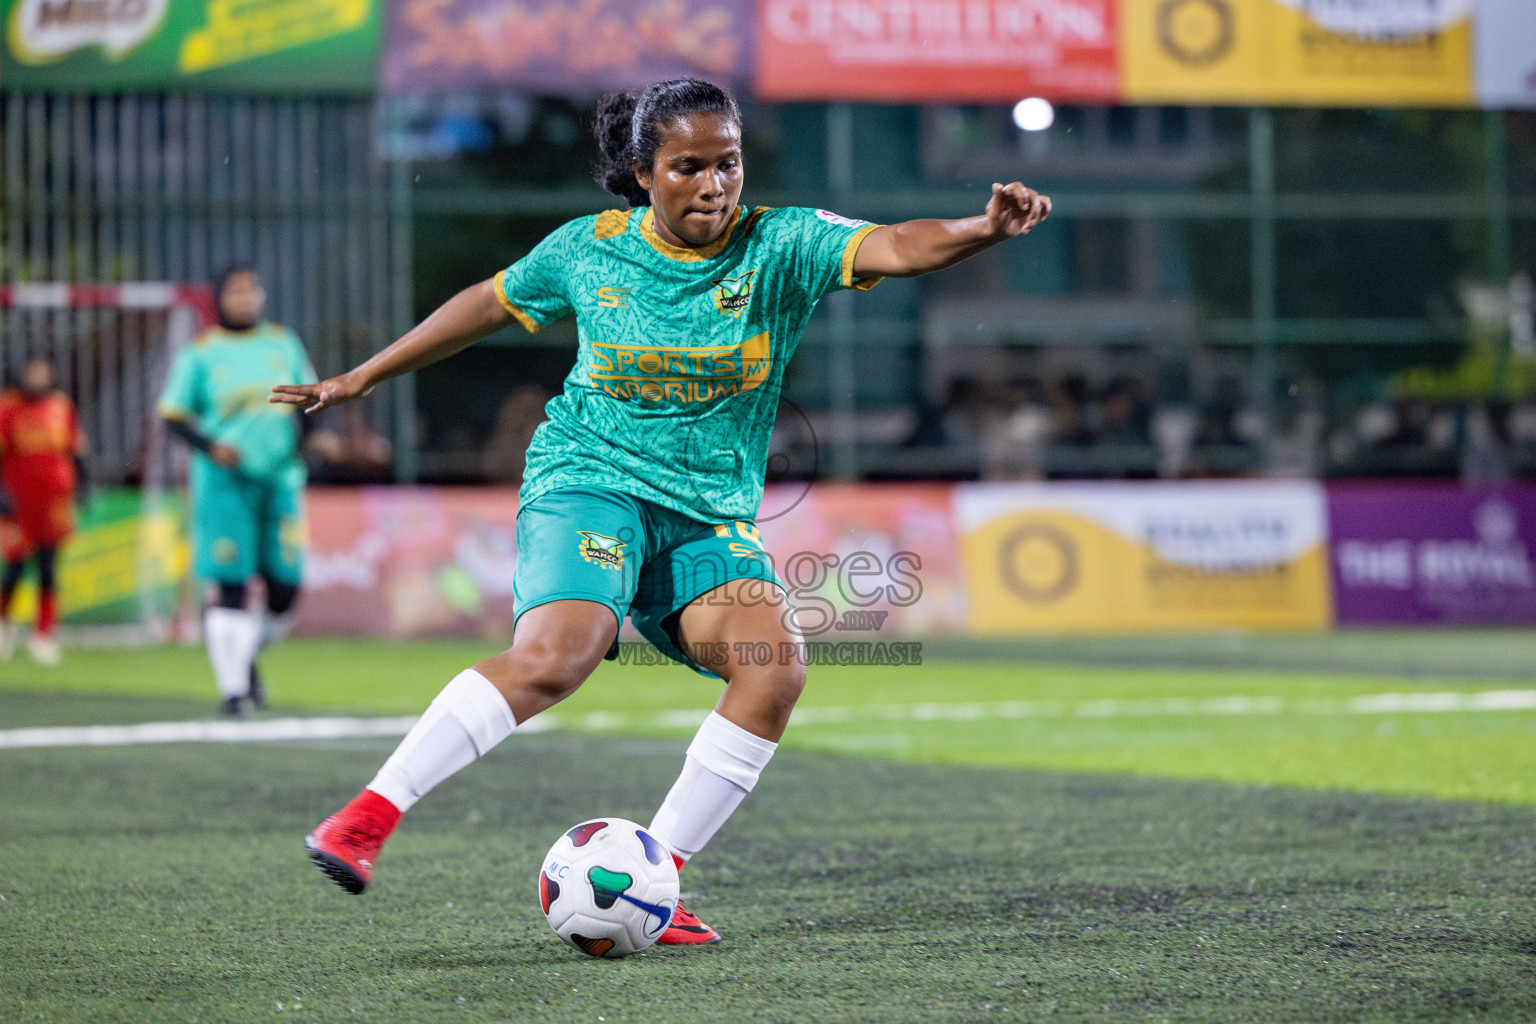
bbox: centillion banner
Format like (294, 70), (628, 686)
(1120, 0), (1475, 107)
(956, 481), (1333, 633)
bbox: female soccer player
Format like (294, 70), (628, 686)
(159, 266), (317, 717)
(0, 354), (89, 665)
(277, 79), (1049, 945)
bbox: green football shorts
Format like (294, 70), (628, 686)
(512, 486), (784, 677)
(189, 461), (305, 587)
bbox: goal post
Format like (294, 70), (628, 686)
(0, 282), (216, 642)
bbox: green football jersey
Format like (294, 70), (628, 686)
(498, 204), (883, 523)
(158, 322), (317, 484)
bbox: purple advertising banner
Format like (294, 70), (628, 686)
(1328, 484), (1536, 625)
(382, 0), (751, 94)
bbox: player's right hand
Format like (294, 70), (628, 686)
(210, 443), (242, 470)
(269, 372), (372, 415)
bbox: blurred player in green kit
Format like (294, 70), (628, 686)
(159, 266), (317, 717)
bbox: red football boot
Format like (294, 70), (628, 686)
(657, 856), (720, 944)
(657, 898), (722, 945)
(304, 789), (401, 894)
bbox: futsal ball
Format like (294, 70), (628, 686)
(539, 818), (679, 958)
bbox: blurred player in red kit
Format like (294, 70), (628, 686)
(0, 354), (89, 665)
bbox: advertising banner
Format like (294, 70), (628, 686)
(1474, 0), (1536, 109)
(382, 0), (750, 94)
(757, 483), (967, 638)
(295, 483), (964, 641)
(955, 481), (1332, 634)
(1, 0), (383, 93)
(754, 0), (1120, 102)
(2, 489), (187, 627)
(1328, 484), (1536, 625)
(1119, 0), (1475, 107)
(299, 487), (521, 638)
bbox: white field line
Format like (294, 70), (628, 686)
(3, 689), (1536, 752)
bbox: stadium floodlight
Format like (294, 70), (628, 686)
(1012, 97), (1055, 132)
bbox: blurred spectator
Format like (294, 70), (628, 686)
(1462, 402), (1512, 484)
(981, 377), (1050, 480)
(907, 376), (990, 453)
(481, 385), (551, 484)
(1096, 378), (1150, 446)
(305, 406), (394, 484)
(1047, 375), (1094, 445)
(1152, 405), (1199, 479)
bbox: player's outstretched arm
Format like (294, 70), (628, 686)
(270, 277), (513, 413)
(851, 181), (1051, 279)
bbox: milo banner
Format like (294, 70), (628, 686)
(3, 489), (187, 627)
(382, 0), (751, 94)
(1328, 484), (1536, 625)
(1120, 0), (1475, 107)
(955, 481), (1333, 634)
(1, 0), (383, 92)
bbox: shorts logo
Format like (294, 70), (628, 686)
(711, 272), (754, 317)
(577, 531), (626, 570)
(596, 286), (631, 309)
(212, 537), (240, 566)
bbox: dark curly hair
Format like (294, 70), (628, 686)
(593, 78), (741, 208)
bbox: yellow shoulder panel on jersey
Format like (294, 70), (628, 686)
(594, 209), (630, 241)
(192, 328), (218, 347)
(494, 269), (543, 334)
(740, 206), (770, 236)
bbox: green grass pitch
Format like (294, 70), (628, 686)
(2, 632), (1536, 1021)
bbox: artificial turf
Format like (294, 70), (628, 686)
(4, 634), (1536, 802)
(2, 729), (1534, 1023)
(3, 634), (1535, 1021)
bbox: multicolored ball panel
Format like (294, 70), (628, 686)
(566, 821), (608, 847)
(539, 872), (560, 914)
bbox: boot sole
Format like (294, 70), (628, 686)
(304, 834), (368, 894)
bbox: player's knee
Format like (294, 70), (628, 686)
(212, 582), (247, 609)
(264, 580), (299, 615)
(481, 630), (605, 709)
(515, 644), (596, 703)
(775, 660), (807, 711)
(34, 548), (58, 592)
(734, 659), (805, 722)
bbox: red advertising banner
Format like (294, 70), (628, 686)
(755, 0), (1120, 102)
(299, 487), (522, 638)
(382, 0), (751, 94)
(296, 483), (968, 640)
(759, 482), (968, 637)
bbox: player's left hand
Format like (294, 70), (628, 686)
(270, 372), (373, 415)
(985, 182), (1051, 239)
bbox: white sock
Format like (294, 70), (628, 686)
(204, 607), (260, 699)
(367, 669), (517, 813)
(650, 712), (778, 863)
(257, 610), (294, 654)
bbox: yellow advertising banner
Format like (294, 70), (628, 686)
(957, 482), (1333, 633)
(1120, 0), (1474, 107)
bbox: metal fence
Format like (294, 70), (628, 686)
(0, 94), (412, 484)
